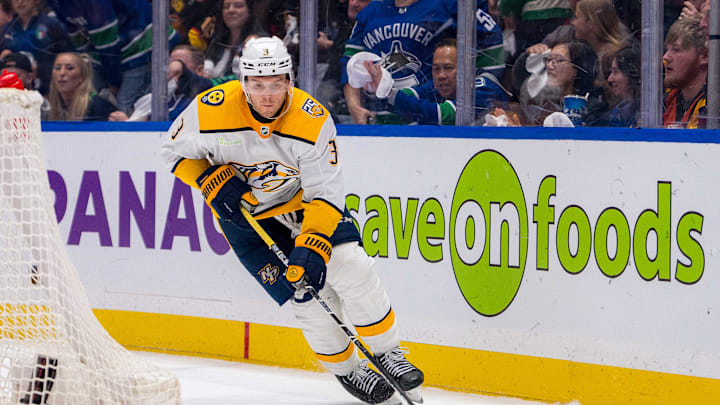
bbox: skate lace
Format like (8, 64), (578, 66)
(345, 359), (380, 394)
(379, 347), (415, 377)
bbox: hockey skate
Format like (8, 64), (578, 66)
(336, 359), (397, 404)
(377, 347), (424, 402)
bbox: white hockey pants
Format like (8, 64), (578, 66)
(291, 242), (400, 376)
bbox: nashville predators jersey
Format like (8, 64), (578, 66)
(160, 80), (344, 237)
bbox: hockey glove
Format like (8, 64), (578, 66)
(286, 233), (332, 291)
(196, 165), (258, 225)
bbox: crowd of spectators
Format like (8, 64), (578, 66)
(0, 0), (712, 129)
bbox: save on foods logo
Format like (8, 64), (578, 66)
(450, 150), (528, 317)
(347, 150), (705, 317)
(452, 150), (704, 316)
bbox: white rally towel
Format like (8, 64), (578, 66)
(346, 52), (394, 98)
(346, 51), (381, 88)
(543, 111), (575, 127)
(525, 50), (549, 99)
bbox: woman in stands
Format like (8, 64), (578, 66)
(45, 52), (115, 121)
(520, 40), (607, 126)
(606, 46), (640, 127)
(571, 0), (631, 104)
(204, 0), (266, 78)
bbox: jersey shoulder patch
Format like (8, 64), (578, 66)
(196, 81), (245, 131)
(300, 97), (325, 118)
(200, 89), (225, 106)
(277, 89), (330, 145)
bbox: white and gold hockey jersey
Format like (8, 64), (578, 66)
(160, 80), (344, 237)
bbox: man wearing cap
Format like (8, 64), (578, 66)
(0, 52), (35, 90)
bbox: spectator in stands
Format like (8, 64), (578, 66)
(0, 0), (72, 95)
(571, 0), (630, 102)
(45, 52), (115, 121)
(204, 0), (266, 78)
(0, 51), (34, 90)
(612, 0), (641, 42)
(340, 0), (505, 125)
(499, 0), (573, 55)
(0, 0), (12, 30)
(679, 0), (706, 21)
(170, 0), (220, 52)
(316, 0), (371, 120)
(662, 17), (708, 129)
(361, 38), (509, 125)
(515, 0), (630, 108)
(606, 46), (640, 127)
(47, 0), (179, 115)
(519, 40), (606, 126)
(109, 44), (231, 121)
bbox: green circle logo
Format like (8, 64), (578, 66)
(450, 150), (528, 316)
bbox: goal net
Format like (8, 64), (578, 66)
(0, 89), (180, 404)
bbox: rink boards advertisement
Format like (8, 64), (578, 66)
(42, 125), (719, 404)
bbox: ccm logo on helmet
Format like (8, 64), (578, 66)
(301, 98), (325, 118)
(201, 89), (225, 106)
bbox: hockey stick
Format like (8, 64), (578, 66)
(239, 207), (421, 405)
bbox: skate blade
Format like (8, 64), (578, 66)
(377, 393), (403, 405)
(406, 386), (423, 403)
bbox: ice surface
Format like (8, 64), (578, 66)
(137, 351), (555, 405)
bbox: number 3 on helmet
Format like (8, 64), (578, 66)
(234, 36), (295, 117)
(236, 36), (293, 82)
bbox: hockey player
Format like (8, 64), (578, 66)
(160, 36), (424, 404)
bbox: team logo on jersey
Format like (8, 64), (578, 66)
(231, 160), (299, 192)
(258, 263), (280, 285)
(201, 89), (224, 106)
(301, 98), (325, 118)
(36, 25), (47, 41)
(170, 117), (184, 140)
(260, 126), (270, 136)
(381, 40), (421, 75)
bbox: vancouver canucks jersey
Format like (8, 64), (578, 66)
(48, 0), (177, 85)
(160, 81), (344, 238)
(341, 0), (504, 89)
(390, 73), (508, 124)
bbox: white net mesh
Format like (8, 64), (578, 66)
(0, 89), (180, 404)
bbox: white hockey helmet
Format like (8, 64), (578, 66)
(238, 36), (293, 81)
(236, 36), (294, 119)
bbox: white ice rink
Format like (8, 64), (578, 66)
(138, 351), (554, 405)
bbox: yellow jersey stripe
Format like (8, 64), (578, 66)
(172, 158), (210, 189)
(316, 343), (355, 363)
(355, 308), (395, 337)
(300, 199), (343, 237)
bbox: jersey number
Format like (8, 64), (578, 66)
(329, 140), (338, 165)
(475, 9), (496, 31)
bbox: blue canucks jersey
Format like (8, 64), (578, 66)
(48, 0), (177, 85)
(341, 0), (504, 88)
(391, 73), (509, 124)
